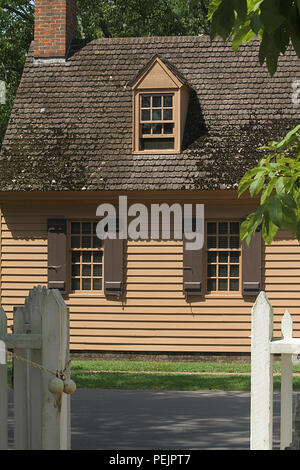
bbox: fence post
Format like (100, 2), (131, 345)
(40, 288), (70, 450)
(13, 306), (29, 450)
(0, 306), (7, 450)
(280, 310), (293, 450)
(250, 291), (274, 450)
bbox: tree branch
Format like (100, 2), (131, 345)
(2, 4), (34, 23)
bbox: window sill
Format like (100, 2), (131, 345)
(132, 149), (180, 155)
(204, 293), (243, 299)
(66, 292), (106, 298)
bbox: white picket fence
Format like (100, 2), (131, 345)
(251, 291), (300, 450)
(0, 286), (75, 450)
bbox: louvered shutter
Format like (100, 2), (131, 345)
(104, 238), (125, 298)
(242, 228), (262, 296)
(47, 218), (67, 291)
(183, 238), (203, 296)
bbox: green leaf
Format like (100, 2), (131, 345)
(282, 206), (298, 234)
(233, 0), (247, 21)
(269, 195), (283, 227)
(260, 0), (286, 33)
(275, 124), (300, 149)
(238, 178), (252, 197)
(289, 5), (300, 58)
(249, 175), (265, 196)
(262, 215), (279, 244)
(251, 14), (263, 34)
(297, 220), (300, 241)
(260, 177), (277, 204)
(279, 193), (297, 209)
(232, 21), (255, 51)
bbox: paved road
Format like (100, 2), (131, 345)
(70, 389), (282, 450)
(8, 388), (285, 450)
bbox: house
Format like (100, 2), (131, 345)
(0, 0), (300, 358)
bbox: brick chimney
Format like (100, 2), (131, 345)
(34, 0), (77, 59)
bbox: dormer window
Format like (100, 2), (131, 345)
(131, 56), (190, 154)
(140, 93), (175, 151)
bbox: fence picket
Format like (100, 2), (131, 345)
(0, 287), (74, 450)
(13, 306), (29, 450)
(0, 306), (8, 450)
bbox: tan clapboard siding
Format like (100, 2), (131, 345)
(1, 203), (300, 353)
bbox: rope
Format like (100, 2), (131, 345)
(6, 350), (71, 381)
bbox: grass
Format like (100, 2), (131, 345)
(69, 359), (300, 392)
(7, 359), (300, 391)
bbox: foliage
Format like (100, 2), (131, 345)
(77, 0), (210, 38)
(0, 0), (34, 144)
(238, 126), (300, 244)
(209, 0), (300, 76)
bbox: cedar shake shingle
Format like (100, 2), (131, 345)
(1, 35), (299, 191)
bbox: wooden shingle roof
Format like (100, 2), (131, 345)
(1, 35), (299, 191)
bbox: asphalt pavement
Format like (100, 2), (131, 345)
(70, 389), (283, 450)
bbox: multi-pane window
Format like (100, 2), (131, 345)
(206, 221), (241, 293)
(69, 221), (103, 292)
(139, 94), (175, 151)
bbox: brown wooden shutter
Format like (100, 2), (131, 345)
(47, 218), (67, 291)
(104, 238), (125, 298)
(183, 238), (203, 297)
(242, 228), (262, 296)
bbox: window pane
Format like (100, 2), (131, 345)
(72, 278), (80, 290)
(207, 222), (216, 235)
(207, 237), (216, 249)
(164, 123), (174, 134)
(230, 236), (240, 249)
(152, 109), (162, 121)
(219, 265), (228, 277)
(230, 252), (240, 263)
(207, 265), (216, 277)
(142, 124), (151, 134)
(71, 236), (80, 248)
(152, 96), (161, 107)
(141, 96), (150, 107)
(93, 236), (102, 248)
(82, 278), (91, 290)
(163, 95), (173, 107)
(230, 265), (239, 277)
(140, 138), (174, 150)
(141, 109), (150, 121)
(207, 252), (217, 263)
(163, 109), (173, 120)
(82, 252), (91, 263)
(152, 123), (162, 134)
(72, 252), (80, 263)
(82, 236), (91, 248)
(219, 222), (228, 234)
(219, 251), (228, 263)
(218, 279), (228, 291)
(71, 222), (80, 234)
(207, 279), (216, 291)
(93, 252), (103, 263)
(72, 265), (80, 276)
(82, 265), (91, 276)
(93, 278), (102, 290)
(218, 236), (228, 248)
(94, 265), (102, 276)
(230, 279), (239, 291)
(230, 222), (239, 234)
(82, 222), (91, 234)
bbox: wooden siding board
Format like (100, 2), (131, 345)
(1, 203), (300, 353)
